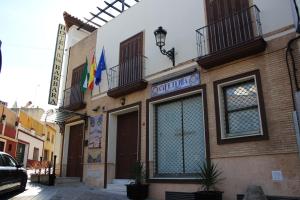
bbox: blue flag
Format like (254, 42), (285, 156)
(0, 40), (2, 73)
(95, 47), (106, 85)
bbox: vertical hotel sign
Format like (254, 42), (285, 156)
(48, 24), (66, 105)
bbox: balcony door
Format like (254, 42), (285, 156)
(206, 0), (252, 53)
(70, 65), (84, 106)
(119, 32), (143, 87)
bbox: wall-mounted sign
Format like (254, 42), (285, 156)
(48, 24), (66, 105)
(151, 72), (200, 97)
(89, 115), (103, 148)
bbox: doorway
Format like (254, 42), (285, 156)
(115, 111), (139, 179)
(67, 123), (84, 177)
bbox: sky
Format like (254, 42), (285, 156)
(0, 0), (108, 110)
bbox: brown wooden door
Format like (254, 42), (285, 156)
(116, 111), (138, 179)
(119, 32), (143, 86)
(70, 65), (84, 105)
(206, 0), (251, 52)
(67, 123), (83, 177)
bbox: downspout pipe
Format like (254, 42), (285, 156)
(286, 35), (300, 110)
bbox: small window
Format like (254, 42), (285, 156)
(214, 70), (268, 144)
(33, 147), (39, 161)
(51, 135), (55, 143)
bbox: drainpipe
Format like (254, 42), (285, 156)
(286, 37), (300, 159)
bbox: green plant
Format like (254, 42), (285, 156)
(131, 160), (145, 185)
(199, 160), (223, 191)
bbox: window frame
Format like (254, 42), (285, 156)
(154, 94), (205, 178)
(146, 84), (210, 183)
(214, 70), (268, 144)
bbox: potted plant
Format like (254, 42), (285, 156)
(126, 161), (149, 200)
(196, 160), (224, 200)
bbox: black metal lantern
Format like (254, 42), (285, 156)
(154, 26), (175, 66)
(154, 26), (167, 48)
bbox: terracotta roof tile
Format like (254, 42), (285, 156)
(63, 11), (97, 33)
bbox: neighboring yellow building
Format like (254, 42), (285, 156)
(44, 123), (56, 161)
(17, 110), (45, 167)
(19, 110), (44, 137)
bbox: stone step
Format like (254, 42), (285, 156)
(112, 179), (132, 185)
(55, 177), (81, 184)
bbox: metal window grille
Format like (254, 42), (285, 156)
(154, 95), (206, 177)
(222, 79), (261, 137)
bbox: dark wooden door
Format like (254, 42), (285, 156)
(119, 32), (143, 86)
(70, 65), (84, 105)
(206, 0), (251, 52)
(116, 111), (138, 179)
(67, 123), (83, 177)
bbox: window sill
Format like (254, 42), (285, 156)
(218, 133), (268, 144)
(147, 178), (201, 184)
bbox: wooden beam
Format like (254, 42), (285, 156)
(117, 0), (130, 8)
(90, 12), (108, 23)
(97, 7), (115, 18)
(84, 18), (101, 27)
(104, 1), (122, 13)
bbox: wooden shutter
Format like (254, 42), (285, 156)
(70, 65), (84, 105)
(119, 32), (143, 86)
(71, 65), (84, 87)
(205, 0), (252, 52)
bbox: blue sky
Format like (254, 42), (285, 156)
(0, 0), (102, 110)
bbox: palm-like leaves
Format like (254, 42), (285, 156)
(199, 161), (223, 191)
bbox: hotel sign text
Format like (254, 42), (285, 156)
(48, 24), (66, 105)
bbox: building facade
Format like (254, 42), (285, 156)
(43, 123), (56, 162)
(0, 104), (18, 157)
(16, 109), (45, 167)
(57, 0), (300, 199)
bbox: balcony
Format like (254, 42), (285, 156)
(62, 84), (86, 110)
(196, 5), (266, 69)
(107, 55), (147, 98)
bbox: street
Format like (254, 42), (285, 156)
(0, 181), (128, 200)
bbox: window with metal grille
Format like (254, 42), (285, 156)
(214, 70), (268, 144)
(154, 95), (206, 177)
(223, 79), (260, 137)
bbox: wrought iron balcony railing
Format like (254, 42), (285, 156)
(107, 55), (147, 97)
(196, 5), (263, 59)
(62, 84), (85, 110)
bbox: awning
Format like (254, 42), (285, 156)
(43, 108), (89, 124)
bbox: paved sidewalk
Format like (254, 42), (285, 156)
(1, 181), (128, 200)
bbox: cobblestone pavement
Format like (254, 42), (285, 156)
(0, 181), (128, 200)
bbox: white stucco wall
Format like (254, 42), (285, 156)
(93, 0), (295, 93)
(254, 0), (294, 35)
(93, 0), (206, 93)
(18, 131), (43, 160)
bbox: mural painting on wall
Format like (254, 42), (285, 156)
(89, 115), (102, 148)
(88, 151), (101, 163)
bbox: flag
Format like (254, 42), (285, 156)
(0, 40), (2, 73)
(88, 52), (96, 90)
(80, 57), (88, 93)
(95, 47), (106, 85)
